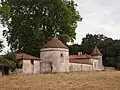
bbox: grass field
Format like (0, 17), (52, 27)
(0, 71), (120, 90)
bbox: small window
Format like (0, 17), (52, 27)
(31, 60), (34, 65)
(60, 53), (63, 57)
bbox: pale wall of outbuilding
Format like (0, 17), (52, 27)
(22, 60), (40, 74)
(90, 56), (104, 70)
(40, 48), (69, 72)
(23, 60), (34, 74)
(69, 63), (93, 72)
(34, 60), (40, 74)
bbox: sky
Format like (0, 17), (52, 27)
(74, 0), (120, 43)
(0, 0), (120, 54)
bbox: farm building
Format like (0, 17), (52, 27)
(15, 37), (104, 74)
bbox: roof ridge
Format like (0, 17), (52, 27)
(91, 46), (102, 56)
(16, 53), (39, 60)
(43, 37), (68, 49)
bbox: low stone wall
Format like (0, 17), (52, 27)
(0, 70), (2, 75)
(16, 69), (23, 74)
(104, 67), (115, 71)
(69, 63), (93, 72)
(40, 61), (52, 74)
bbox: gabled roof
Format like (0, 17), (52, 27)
(69, 54), (92, 65)
(69, 59), (92, 65)
(91, 46), (102, 56)
(16, 53), (40, 60)
(43, 37), (68, 49)
(69, 54), (91, 59)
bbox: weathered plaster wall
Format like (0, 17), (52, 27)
(40, 48), (69, 72)
(34, 60), (40, 74)
(23, 60), (34, 74)
(69, 63), (93, 72)
(90, 59), (99, 70)
(98, 56), (104, 70)
(40, 61), (52, 73)
(91, 56), (104, 70)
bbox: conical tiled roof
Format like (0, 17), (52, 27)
(43, 37), (68, 49)
(91, 46), (102, 56)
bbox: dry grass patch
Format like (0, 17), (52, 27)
(0, 71), (120, 90)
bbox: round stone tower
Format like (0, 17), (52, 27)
(40, 37), (69, 72)
(91, 46), (104, 70)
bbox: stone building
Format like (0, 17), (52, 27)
(69, 54), (93, 72)
(40, 37), (69, 72)
(90, 46), (104, 70)
(15, 37), (104, 74)
(16, 53), (40, 74)
(69, 46), (104, 72)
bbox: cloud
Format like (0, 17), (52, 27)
(1, 0), (120, 53)
(74, 0), (120, 43)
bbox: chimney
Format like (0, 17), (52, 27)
(78, 52), (82, 55)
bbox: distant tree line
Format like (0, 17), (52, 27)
(69, 33), (120, 69)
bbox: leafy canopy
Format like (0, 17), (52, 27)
(0, 53), (16, 69)
(0, 0), (81, 56)
(0, 40), (4, 52)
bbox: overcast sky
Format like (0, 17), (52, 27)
(75, 0), (120, 43)
(0, 0), (120, 54)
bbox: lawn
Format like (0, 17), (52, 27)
(0, 71), (120, 90)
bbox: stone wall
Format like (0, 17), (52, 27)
(104, 67), (114, 71)
(40, 48), (69, 72)
(90, 57), (104, 70)
(23, 60), (34, 74)
(34, 60), (40, 74)
(69, 63), (93, 72)
(22, 60), (41, 74)
(40, 61), (52, 73)
(90, 59), (99, 70)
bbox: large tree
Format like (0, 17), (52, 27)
(0, 40), (4, 52)
(0, 0), (81, 56)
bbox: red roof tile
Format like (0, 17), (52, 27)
(69, 59), (92, 65)
(16, 53), (39, 60)
(43, 37), (68, 49)
(91, 46), (102, 56)
(69, 54), (92, 65)
(69, 54), (91, 59)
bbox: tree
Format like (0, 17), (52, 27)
(0, 53), (16, 75)
(0, 40), (4, 52)
(69, 44), (82, 55)
(0, 0), (81, 56)
(116, 56), (120, 69)
(81, 33), (107, 54)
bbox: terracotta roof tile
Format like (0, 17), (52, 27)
(69, 54), (92, 65)
(16, 53), (39, 60)
(69, 59), (92, 65)
(91, 46), (102, 56)
(69, 54), (91, 59)
(43, 37), (68, 49)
